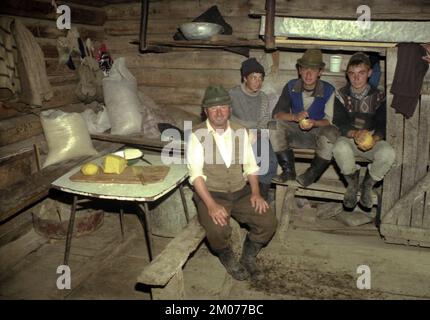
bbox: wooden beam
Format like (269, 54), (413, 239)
(264, 0), (276, 50)
(137, 216), (205, 286)
(2, 0), (106, 26)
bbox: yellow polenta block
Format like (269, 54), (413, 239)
(103, 154), (127, 174)
(81, 163), (100, 176)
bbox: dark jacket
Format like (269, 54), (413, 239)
(333, 85), (386, 139)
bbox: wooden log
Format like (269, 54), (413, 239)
(137, 215), (205, 286)
(381, 47), (403, 224)
(2, 0), (107, 26)
(415, 95), (430, 182)
(104, 17), (260, 36)
(24, 20), (105, 40)
(0, 101), (97, 147)
(0, 209), (32, 247)
(105, 0), (252, 20)
(0, 151), (34, 190)
(0, 140), (123, 222)
(122, 51), (245, 70)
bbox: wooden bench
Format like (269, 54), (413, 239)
(272, 148), (380, 238)
(137, 215), (245, 299)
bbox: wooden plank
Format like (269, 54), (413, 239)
(424, 191), (430, 229)
(382, 172), (430, 226)
(415, 95), (430, 182)
(137, 216), (206, 286)
(0, 140), (123, 222)
(380, 224), (430, 244)
(2, 0), (106, 26)
(151, 270), (186, 300)
(411, 193), (425, 228)
(381, 47), (404, 224)
(105, 0), (252, 20)
(397, 98), (420, 227)
(0, 134), (46, 162)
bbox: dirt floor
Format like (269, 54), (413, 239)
(1, 199), (430, 300)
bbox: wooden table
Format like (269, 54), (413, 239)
(51, 154), (189, 265)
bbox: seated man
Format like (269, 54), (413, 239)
(186, 85), (277, 282)
(270, 49), (339, 187)
(229, 57), (278, 200)
(332, 52), (395, 209)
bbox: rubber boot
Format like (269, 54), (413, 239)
(296, 155), (331, 187)
(239, 235), (265, 282)
(359, 169), (377, 209)
(343, 170), (360, 209)
(214, 246), (249, 281)
(273, 149), (296, 182)
(259, 183), (271, 201)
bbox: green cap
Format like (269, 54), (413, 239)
(202, 85), (231, 108)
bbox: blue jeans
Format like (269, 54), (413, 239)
(252, 129), (278, 185)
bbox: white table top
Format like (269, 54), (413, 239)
(51, 154), (188, 202)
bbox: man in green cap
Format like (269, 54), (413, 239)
(269, 49), (339, 187)
(186, 85), (277, 282)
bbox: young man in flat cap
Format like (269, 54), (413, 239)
(270, 49), (339, 187)
(332, 52), (395, 209)
(186, 85), (277, 282)
(229, 57), (278, 200)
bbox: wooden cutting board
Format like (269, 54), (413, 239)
(69, 165), (170, 185)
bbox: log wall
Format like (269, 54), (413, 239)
(0, 0), (109, 245)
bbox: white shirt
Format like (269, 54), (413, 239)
(186, 120), (259, 184)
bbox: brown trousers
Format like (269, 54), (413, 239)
(194, 185), (278, 251)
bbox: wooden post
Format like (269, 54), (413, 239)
(264, 0), (276, 51)
(139, 0), (149, 52)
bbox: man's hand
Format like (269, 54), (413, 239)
(208, 202), (229, 226)
(294, 111), (309, 123)
(250, 193), (269, 214)
(299, 118), (315, 131)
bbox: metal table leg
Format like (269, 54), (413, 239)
(138, 202), (153, 261)
(63, 195), (78, 266)
(179, 184), (189, 223)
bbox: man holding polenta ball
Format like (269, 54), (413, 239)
(332, 52), (395, 209)
(269, 49), (339, 187)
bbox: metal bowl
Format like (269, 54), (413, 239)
(179, 22), (223, 40)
